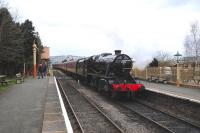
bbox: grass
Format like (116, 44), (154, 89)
(0, 79), (16, 92)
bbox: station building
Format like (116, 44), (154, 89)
(41, 46), (50, 65)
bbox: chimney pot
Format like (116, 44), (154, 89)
(114, 50), (121, 55)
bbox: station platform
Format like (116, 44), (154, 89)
(140, 80), (200, 104)
(0, 76), (69, 133)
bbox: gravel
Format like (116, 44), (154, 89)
(71, 80), (168, 133)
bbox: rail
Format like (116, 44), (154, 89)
(135, 99), (200, 130)
(119, 100), (200, 133)
(56, 78), (84, 133)
(54, 71), (124, 133)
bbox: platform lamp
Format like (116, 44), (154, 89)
(174, 51), (182, 87)
(32, 40), (37, 79)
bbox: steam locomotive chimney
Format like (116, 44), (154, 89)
(114, 50), (121, 55)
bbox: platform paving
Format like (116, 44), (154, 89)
(0, 77), (48, 133)
(141, 80), (200, 103)
(0, 76), (67, 133)
(42, 77), (67, 133)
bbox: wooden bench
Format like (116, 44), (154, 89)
(1, 80), (8, 85)
(16, 73), (24, 84)
(0, 75), (8, 85)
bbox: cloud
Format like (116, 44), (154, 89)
(8, 0), (200, 67)
(165, 0), (200, 8)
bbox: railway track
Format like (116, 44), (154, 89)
(56, 78), (83, 133)
(119, 100), (200, 133)
(135, 99), (200, 129)
(54, 70), (200, 132)
(137, 90), (200, 128)
(54, 72), (124, 133)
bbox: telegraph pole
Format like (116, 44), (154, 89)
(32, 41), (37, 79)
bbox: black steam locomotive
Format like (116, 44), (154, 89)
(53, 50), (145, 98)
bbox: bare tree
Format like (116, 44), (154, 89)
(153, 51), (173, 66)
(154, 51), (172, 61)
(184, 21), (200, 63)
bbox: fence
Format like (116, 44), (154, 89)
(132, 66), (200, 85)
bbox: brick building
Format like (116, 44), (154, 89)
(41, 46), (50, 65)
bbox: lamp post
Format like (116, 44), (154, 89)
(32, 41), (37, 79)
(174, 51), (182, 87)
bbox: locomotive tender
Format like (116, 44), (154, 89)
(53, 50), (145, 97)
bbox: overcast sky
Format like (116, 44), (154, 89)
(8, 0), (200, 66)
